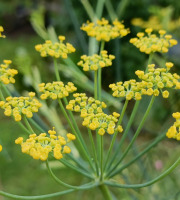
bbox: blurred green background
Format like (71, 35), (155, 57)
(0, 0), (180, 199)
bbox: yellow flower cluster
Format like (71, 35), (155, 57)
(0, 144), (2, 152)
(77, 50), (115, 71)
(39, 82), (77, 100)
(0, 26), (5, 38)
(82, 112), (123, 135)
(110, 62), (180, 100)
(66, 93), (107, 117)
(0, 60), (18, 84)
(15, 128), (76, 161)
(35, 36), (76, 58)
(130, 28), (178, 54)
(81, 18), (129, 42)
(166, 112), (180, 140)
(0, 92), (42, 121)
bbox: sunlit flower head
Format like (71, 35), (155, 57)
(0, 60), (18, 84)
(39, 81), (77, 100)
(35, 36), (76, 58)
(0, 26), (5, 38)
(81, 18), (129, 42)
(15, 127), (76, 161)
(110, 62), (180, 100)
(130, 28), (178, 54)
(0, 145), (2, 152)
(82, 112), (123, 135)
(166, 112), (180, 141)
(0, 92), (42, 121)
(77, 50), (115, 71)
(66, 93), (107, 117)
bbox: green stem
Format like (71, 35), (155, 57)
(63, 98), (89, 153)
(58, 99), (95, 172)
(23, 115), (34, 133)
(105, 0), (117, 21)
(46, 160), (81, 189)
(117, 132), (166, 174)
(116, 0), (130, 20)
(16, 121), (31, 135)
(145, 53), (154, 72)
(28, 118), (45, 133)
(53, 59), (61, 81)
(106, 100), (140, 173)
(0, 182), (98, 200)
(59, 159), (94, 179)
(80, 0), (96, 21)
(104, 100), (129, 171)
(88, 129), (99, 176)
(105, 156), (180, 189)
(95, 0), (106, 19)
(100, 136), (104, 181)
(99, 184), (113, 200)
(94, 71), (98, 99)
(108, 96), (155, 178)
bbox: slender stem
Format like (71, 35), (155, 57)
(116, 132), (166, 173)
(23, 115), (34, 133)
(80, 0), (96, 21)
(59, 159), (94, 179)
(88, 129), (99, 176)
(105, 0), (117, 21)
(46, 160), (80, 189)
(0, 182), (98, 200)
(105, 156), (180, 189)
(100, 136), (104, 181)
(145, 53), (154, 72)
(106, 101), (140, 172)
(0, 83), (5, 101)
(108, 96), (155, 178)
(99, 184), (113, 200)
(1, 83), (11, 96)
(28, 118), (45, 133)
(16, 121), (31, 135)
(104, 100), (129, 171)
(95, 0), (106, 19)
(53, 58), (61, 81)
(94, 71), (98, 99)
(63, 98), (89, 153)
(58, 99), (95, 172)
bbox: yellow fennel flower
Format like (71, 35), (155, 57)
(77, 50), (115, 71)
(39, 81), (77, 100)
(35, 36), (75, 58)
(166, 112), (180, 141)
(0, 145), (2, 152)
(66, 93), (107, 117)
(82, 112), (122, 135)
(0, 60), (18, 84)
(130, 28), (178, 54)
(81, 18), (129, 42)
(0, 26), (5, 38)
(0, 92), (42, 121)
(15, 127), (75, 161)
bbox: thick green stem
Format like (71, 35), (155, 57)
(105, 156), (180, 189)
(99, 184), (113, 200)
(104, 100), (129, 171)
(53, 59), (61, 81)
(108, 96), (155, 178)
(106, 101), (140, 172)
(100, 136), (103, 181)
(95, 0), (106, 19)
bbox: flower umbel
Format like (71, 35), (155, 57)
(15, 127), (76, 161)
(66, 93), (107, 117)
(39, 82), (77, 100)
(82, 112), (123, 135)
(35, 36), (76, 58)
(130, 28), (178, 54)
(77, 50), (115, 71)
(166, 112), (180, 140)
(0, 145), (2, 152)
(0, 60), (18, 84)
(81, 18), (129, 42)
(0, 92), (42, 121)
